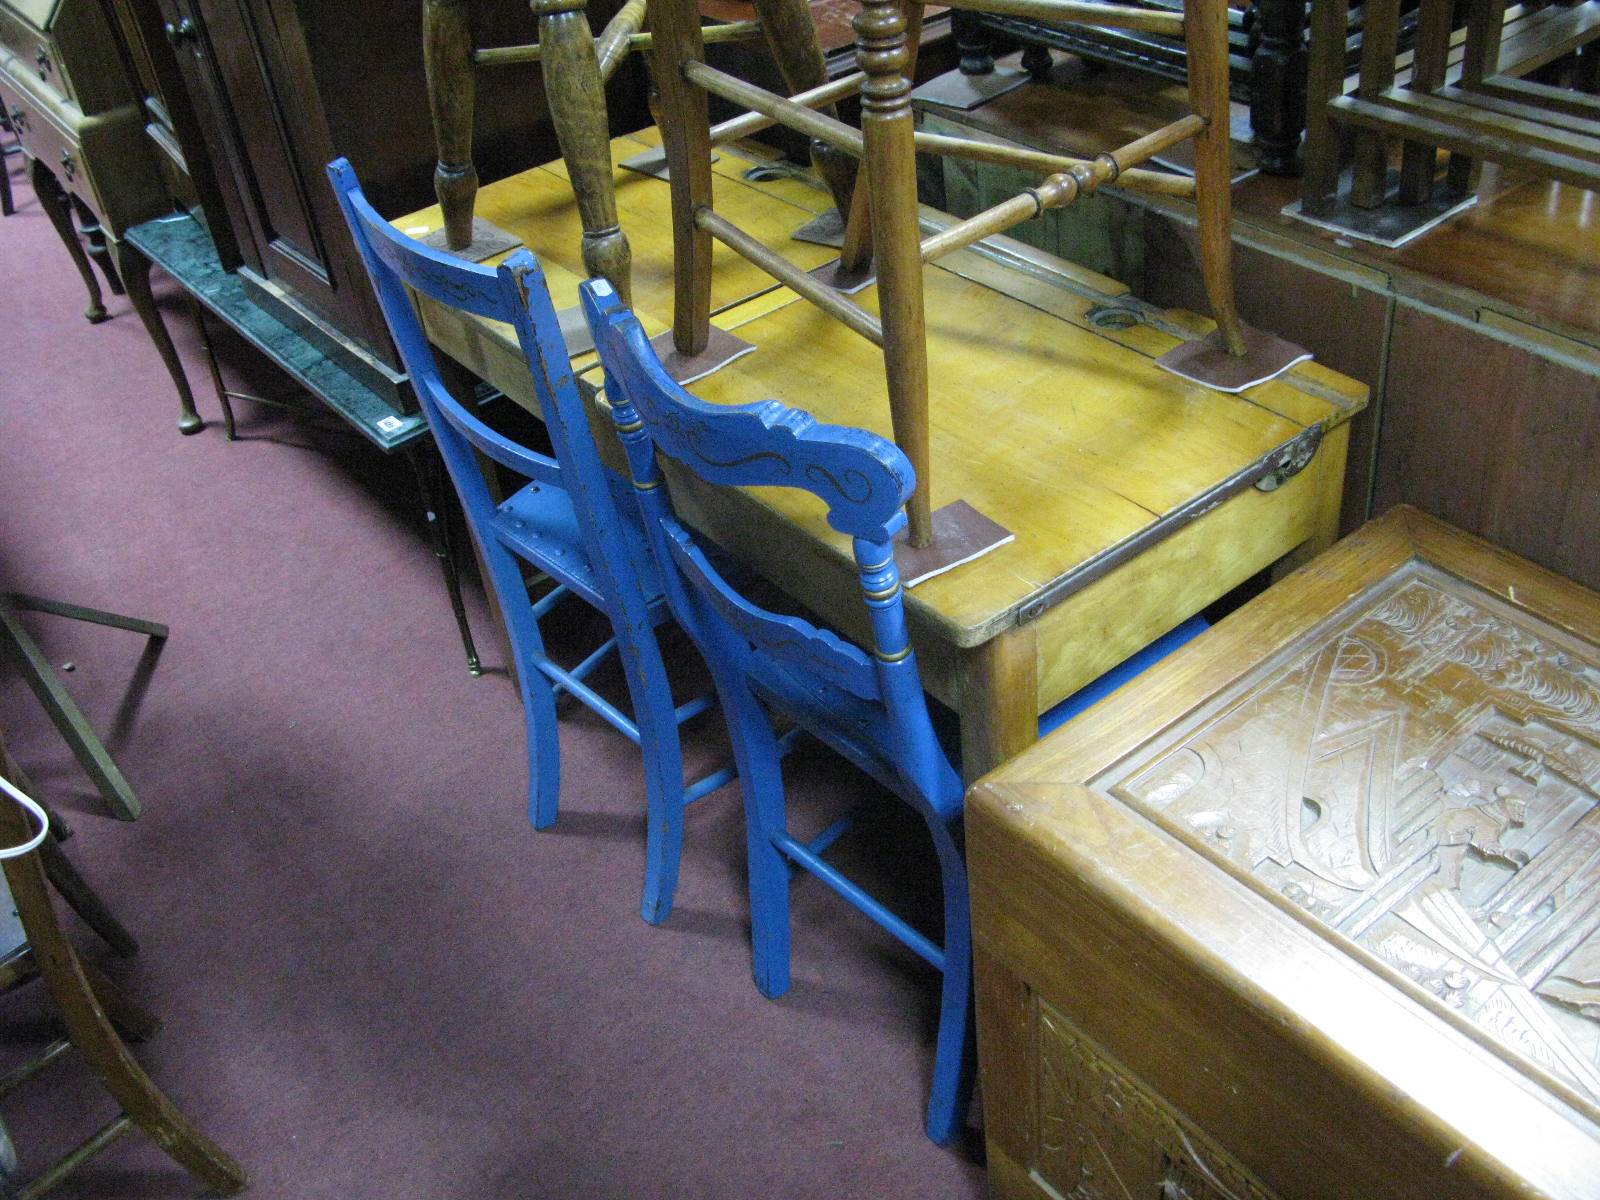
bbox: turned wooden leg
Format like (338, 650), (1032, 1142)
(29, 157), (106, 323)
(652, 0), (715, 356)
(535, 0), (633, 302)
(110, 239), (206, 435)
(855, 0), (933, 547)
(1185, 0), (1248, 356)
(753, 0), (858, 218)
(423, 0), (478, 253)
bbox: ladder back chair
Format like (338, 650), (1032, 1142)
(421, 0), (859, 297)
(330, 158), (731, 924)
(650, 0), (1257, 550)
(583, 277), (974, 1145)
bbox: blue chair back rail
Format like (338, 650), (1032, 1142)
(327, 158), (731, 925)
(582, 276), (973, 1145)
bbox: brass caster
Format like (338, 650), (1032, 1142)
(85, 304), (108, 324)
(177, 412), (205, 436)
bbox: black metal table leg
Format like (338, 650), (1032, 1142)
(404, 443), (482, 675)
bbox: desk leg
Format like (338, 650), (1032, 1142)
(29, 157), (105, 324)
(959, 625), (1038, 784)
(405, 444), (482, 676)
(111, 239), (206, 436)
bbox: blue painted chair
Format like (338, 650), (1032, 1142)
(327, 158), (731, 925)
(582, 277), (973, 1144)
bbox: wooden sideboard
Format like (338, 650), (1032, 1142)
(0, 0), (213, 429)
(969, 505), (1600, 1199)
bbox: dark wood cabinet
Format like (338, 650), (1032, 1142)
(144, 0), (651, 408)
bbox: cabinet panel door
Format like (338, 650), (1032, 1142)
(158, 0), (396, 356)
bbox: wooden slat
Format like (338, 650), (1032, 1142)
(1475, 73), (1600, 122)
(1330, 92), (1600, 189)
(1436, 80), (1600, 137)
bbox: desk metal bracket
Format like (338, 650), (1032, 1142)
(1015, 424), (1325, 623)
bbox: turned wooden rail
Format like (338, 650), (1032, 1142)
(652, 0), (1247, 548)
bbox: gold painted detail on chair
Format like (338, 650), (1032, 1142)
(1105, 564), (1600, 1105)
(1031, 998), (1281, 1200)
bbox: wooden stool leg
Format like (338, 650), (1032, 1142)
(424, 0), (478, 253)
(28, 157), (105, 324)
(753, 0), (858, 218)
(535, 0), (633, 303)
(0, 596), (143, 821)
(652, 0), (715, 356)
(111, 240), (207, 435)
(855, 0), (933, 546)
(1185, 0), (1247, 356)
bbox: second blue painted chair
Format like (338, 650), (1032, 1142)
(582, 278), (974, 1145)
(328, 158), (731, 924)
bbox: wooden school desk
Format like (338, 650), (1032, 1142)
(405, 129), (1369, 779)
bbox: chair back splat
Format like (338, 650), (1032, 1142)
(583, 277), (973, 1145)
(328, 158), (731, 925)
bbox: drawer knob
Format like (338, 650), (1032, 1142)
(58, 149), (75, 180)
(6, 108), (24, 133)
(33, 47), (51, 76)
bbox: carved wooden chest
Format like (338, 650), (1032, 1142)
(969, 506), (1600, 1199)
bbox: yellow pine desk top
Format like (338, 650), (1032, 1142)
(404, 131), (1369, 775)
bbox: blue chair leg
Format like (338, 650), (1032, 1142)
(481, 542), (562, 829)
(925, 815), (975, 1146)
(619, 634), (690, 925)
(723, 685), (795, 999)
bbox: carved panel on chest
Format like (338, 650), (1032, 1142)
(1030, 999), (1281, 1200)
(1107, 563), (1600, 1106)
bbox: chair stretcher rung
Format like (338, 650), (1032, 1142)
(684, 60), (865, 158)
(529, 583), (573, 620)
(697, 209), (883, 346)
(772, 831), (944, 971)
(674, 692), (715, 724)
(685, 764), (736, 804)
(536, 654), (640, 744)
(22, 1113), (135, 1199)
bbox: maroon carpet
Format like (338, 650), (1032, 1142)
(0, 159), (987, 1198)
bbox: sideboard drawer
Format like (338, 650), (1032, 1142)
(0, 55), (164, 234)
(0, 0), (131, 113)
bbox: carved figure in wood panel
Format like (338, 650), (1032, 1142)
(1106, 564), (1600, 1105)
(1033, 999), (1282, 1200)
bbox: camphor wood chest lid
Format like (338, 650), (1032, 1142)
(970, 506), (1600, 1199)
